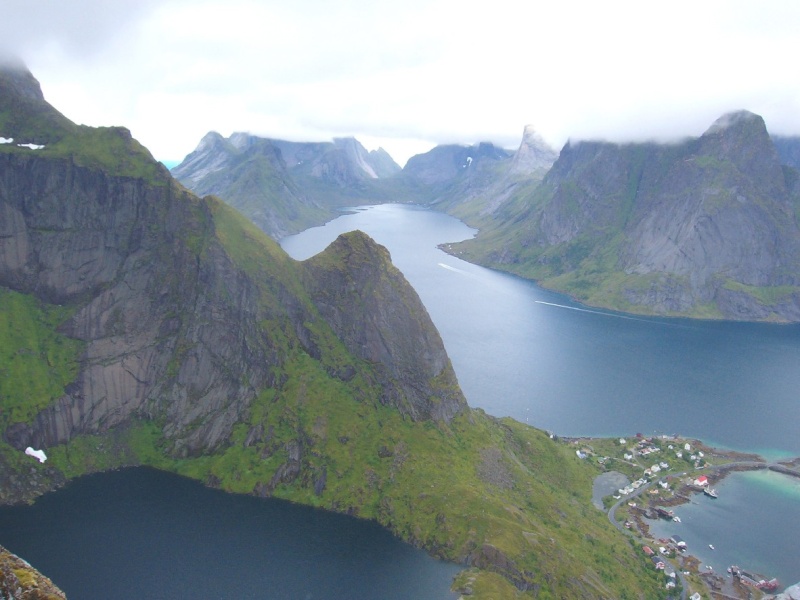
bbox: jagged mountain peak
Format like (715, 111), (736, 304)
(698, 109), (786, 201)
(305, 230), (466, 422)
(510, 125), (558, 175)
(195, 131), (227, 151)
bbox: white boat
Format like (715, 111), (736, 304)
(709, 544), (715, 550)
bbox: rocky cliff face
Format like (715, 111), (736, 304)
(304, 231), (463, 422)
(2, 151), (282, 456)
(0, 68), (465, 463)
(454, 111), (800, 321)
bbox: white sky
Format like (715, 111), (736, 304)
(3, 0), (800, 167)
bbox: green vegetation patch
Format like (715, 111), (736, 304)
(0, 287), (82, 427)
(722, 279), (800, 306)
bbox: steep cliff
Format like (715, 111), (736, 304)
(304, 231), (463, 422)
(452, 111), (800, 321)
(0, 61), (464, 469)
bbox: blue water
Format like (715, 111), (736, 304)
(281, 203), (800, 589)
(282, 204), (800, 457)
(0, 468), (461, 600)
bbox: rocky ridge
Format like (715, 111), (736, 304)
(173, 133), (402, 239)
(0, 64), (671, 598)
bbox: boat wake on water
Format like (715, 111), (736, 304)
(533, 300), (656, 323)
(437, 263), (472, 275)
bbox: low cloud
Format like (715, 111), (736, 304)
(3, 0), (800, 166)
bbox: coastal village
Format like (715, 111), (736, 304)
(574, 433), (800, 600)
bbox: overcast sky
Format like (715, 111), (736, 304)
(3, 0), (800, 166)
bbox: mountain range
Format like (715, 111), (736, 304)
(0, 64), (664, 598)
(453, 111), (800, 321)
(176, 111), (800, 322)
(172, 127), (559, 240)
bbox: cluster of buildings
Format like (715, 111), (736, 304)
(642, 545), (679, 590)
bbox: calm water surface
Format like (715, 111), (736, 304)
(0, 468), (461, 600)
(647, 470), (800, 588)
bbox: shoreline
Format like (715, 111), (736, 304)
(589, 433), (800, 599)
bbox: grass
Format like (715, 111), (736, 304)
(722, 279), (800, 306)
(0, 288), (82, 428)
(37, 344), (668, 598)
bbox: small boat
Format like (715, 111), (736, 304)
(704, 487), (718, 498)
(709, 544), (715, 550)
(672, 516), (681, 523)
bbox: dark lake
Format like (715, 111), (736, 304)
(0, 468), (461, 599)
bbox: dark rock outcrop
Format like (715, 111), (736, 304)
(303, 231), (465, 422)
(1, 152), (277, 456)
(0, 545), (67, 599)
